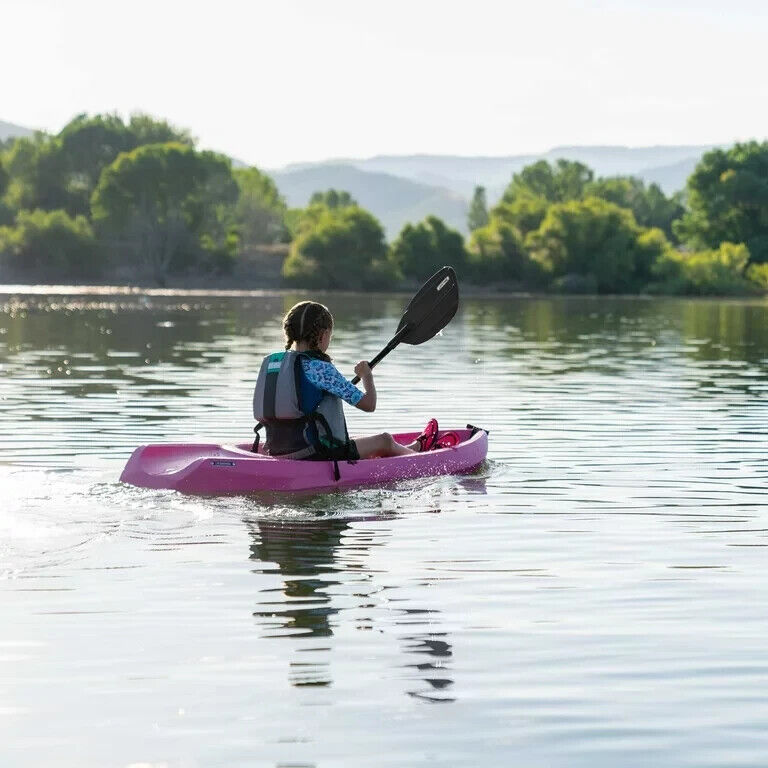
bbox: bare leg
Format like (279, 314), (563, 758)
(354, 432), (418, 459)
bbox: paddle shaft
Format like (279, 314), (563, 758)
(351, 324), (411, 385)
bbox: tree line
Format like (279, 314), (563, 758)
(1, 112), (767, 295)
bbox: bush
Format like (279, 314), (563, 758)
(391, 216), (466, 281)
(283, 206), (399, 289)
(467, 220), (543, 285)
(745, 262), (768, 291)
(526, 197), (668, 293)
(651, 242), (758, 296)
(0, 209), (100, 279)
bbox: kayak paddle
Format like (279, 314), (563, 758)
(351, 265), (459, 384)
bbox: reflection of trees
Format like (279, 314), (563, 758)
(246, 517), (454, 699)
(680, 300), (768, 365)
(461, 296), (768, 386)
(249, 520), (347, 642)
(248, 518), (358, 688)
(403, 632), (455, 703)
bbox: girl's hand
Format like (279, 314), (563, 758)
(354, 361), (373, 381)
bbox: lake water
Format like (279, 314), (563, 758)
(1, 287), (768, 768)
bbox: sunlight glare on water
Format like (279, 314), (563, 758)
(1, 288), (768, 767)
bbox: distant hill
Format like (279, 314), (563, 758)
(0, 120), (35, 142)
(352, 145), (716, 197)
(637, 157), (702, 195)
(272, 164), (468, 237)
(277, 145), (718, 207)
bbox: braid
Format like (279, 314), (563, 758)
(282, 301), (333, 357)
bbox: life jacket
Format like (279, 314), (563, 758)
(252, 351), (350, 465)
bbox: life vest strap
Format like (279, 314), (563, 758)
(251, 422), (265, 453)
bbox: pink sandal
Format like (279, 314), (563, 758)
(432, 431), (460, 450)
(415, 418), (439, 452)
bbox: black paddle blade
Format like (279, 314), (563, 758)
(397, 266), (459, 345)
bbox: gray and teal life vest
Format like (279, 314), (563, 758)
(252, 350), (350, 460)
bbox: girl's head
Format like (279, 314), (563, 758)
(283, 301), (334, 355)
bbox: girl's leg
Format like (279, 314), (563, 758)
(354, 432), (417, 459)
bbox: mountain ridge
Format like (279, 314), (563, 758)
(0, 119), (35, 142)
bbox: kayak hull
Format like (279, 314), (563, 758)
(119, 428), (488, 494)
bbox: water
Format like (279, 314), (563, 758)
(1, 287), (768, 767)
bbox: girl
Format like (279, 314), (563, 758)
(253, 301), (443, 461)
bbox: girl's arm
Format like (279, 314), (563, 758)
(354, 361), (377, 412)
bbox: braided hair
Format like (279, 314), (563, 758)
(283, 301), (334, 360)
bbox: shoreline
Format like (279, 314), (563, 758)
(1, 282), (766, 303)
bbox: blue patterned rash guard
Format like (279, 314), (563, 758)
(300, 358), (364, 407)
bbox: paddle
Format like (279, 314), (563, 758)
(351, 265), (459, 384)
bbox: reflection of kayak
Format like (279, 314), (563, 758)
(120, 427), (488, 494)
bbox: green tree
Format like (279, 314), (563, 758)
(467, 220), (542, 285)
(91, 143), (238, 284)
(0, 157), (12, 226)
(0, 209), (100, 279)
(652, 242), (757, 296)
(503, 159), (594, 204)
(283, 206), (398, 289)
(234, 167), (287, 246)
(309, 189), (357, 209)
(57, 113), (137, 216)
(0, 113), (197, 219)
(674, 141), (768, 262)
(127, 113), (194, 146)
(527, 197), (668, 293)
(0, 158), (8, 198)
(1, 132), (69, 213)
(467, 185), (489, 231)
(491, 196), (549, 237)
(586, 176), (684, 239)
(391, 216), (466, 281)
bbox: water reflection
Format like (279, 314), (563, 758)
(250, 520), (347, 642)
(5, 288), (768, 765)
(247, 517), (454, 700)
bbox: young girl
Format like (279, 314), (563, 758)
(253, 301), (444, 461)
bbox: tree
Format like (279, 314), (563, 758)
(91, 143), (238, 284)
(674, 142), (768, 263)
(1, 132), (69, 213)
(502, 159), (594, 205)
(0, 158), (8, 198)
(56, 113), (137, 216)
(0, 209), (100, 279)
(127, 113), (194, 146)
(0, 157), (12, 226)
(309, 189), (357, 209)
(651, 242), (757, 296)
(491, 196), (549, 237)
(586, 176), (684, 239)
(526, 197), (668, 293)
(467, 186), (489, 231)
(234, 167), (287, 247)
(467, 220), (542, 285)
(390, 216), (466, 281)
(283, 206), (398, 289)
(0, 113), (197, 219)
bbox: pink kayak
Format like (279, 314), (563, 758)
(120, 427), (488, 494)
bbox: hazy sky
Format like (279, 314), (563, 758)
(3, 0), (767, 168)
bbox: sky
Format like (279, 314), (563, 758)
(2, 0), (767, 169)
